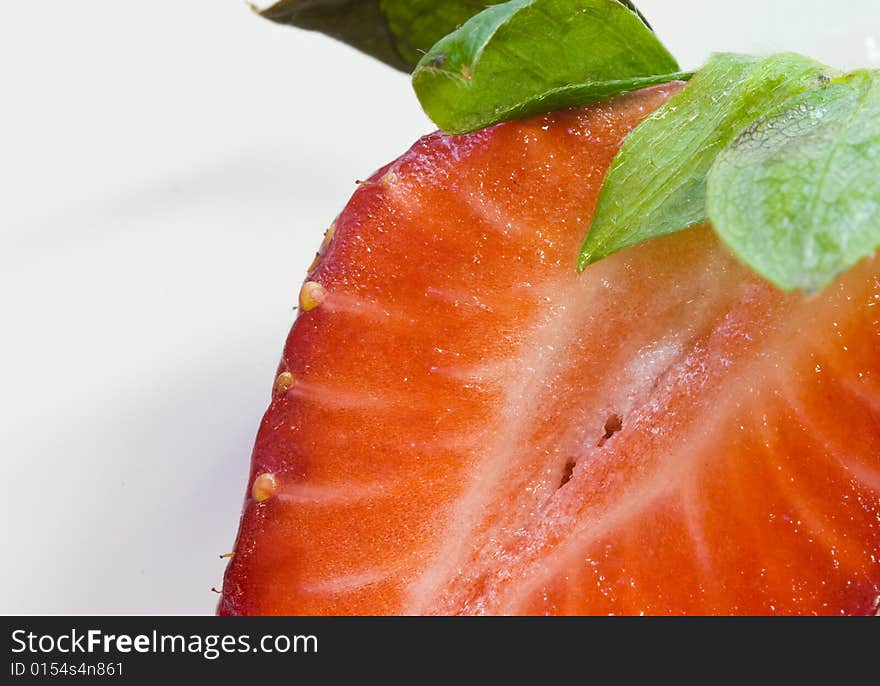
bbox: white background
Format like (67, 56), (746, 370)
(1, 1), (877, 614)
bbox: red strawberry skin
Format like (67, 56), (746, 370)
(219, 84), (880, 616)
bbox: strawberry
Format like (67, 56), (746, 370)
(218, 83), (880, 616)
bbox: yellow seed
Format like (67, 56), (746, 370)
(299, 281), (326, 311)
(219, 552), (235, 559)
(274, 371), (295, 396)
(252, 472), (278, 502)
(306, 225), (335, 273)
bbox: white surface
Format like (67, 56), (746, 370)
(1, 1), (877, 614)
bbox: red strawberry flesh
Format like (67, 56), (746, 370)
(219, 84), (880, 615)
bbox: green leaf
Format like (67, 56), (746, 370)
(382, 0), (510, 69)
(707, 70), (880, 292)
(579, 52), (835, 269)
(256, 1), (654, 72)
(412, 0), (681, 135)
(256, 0), (510, 72)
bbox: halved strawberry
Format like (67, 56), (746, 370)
(219, 84), (880, 616)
